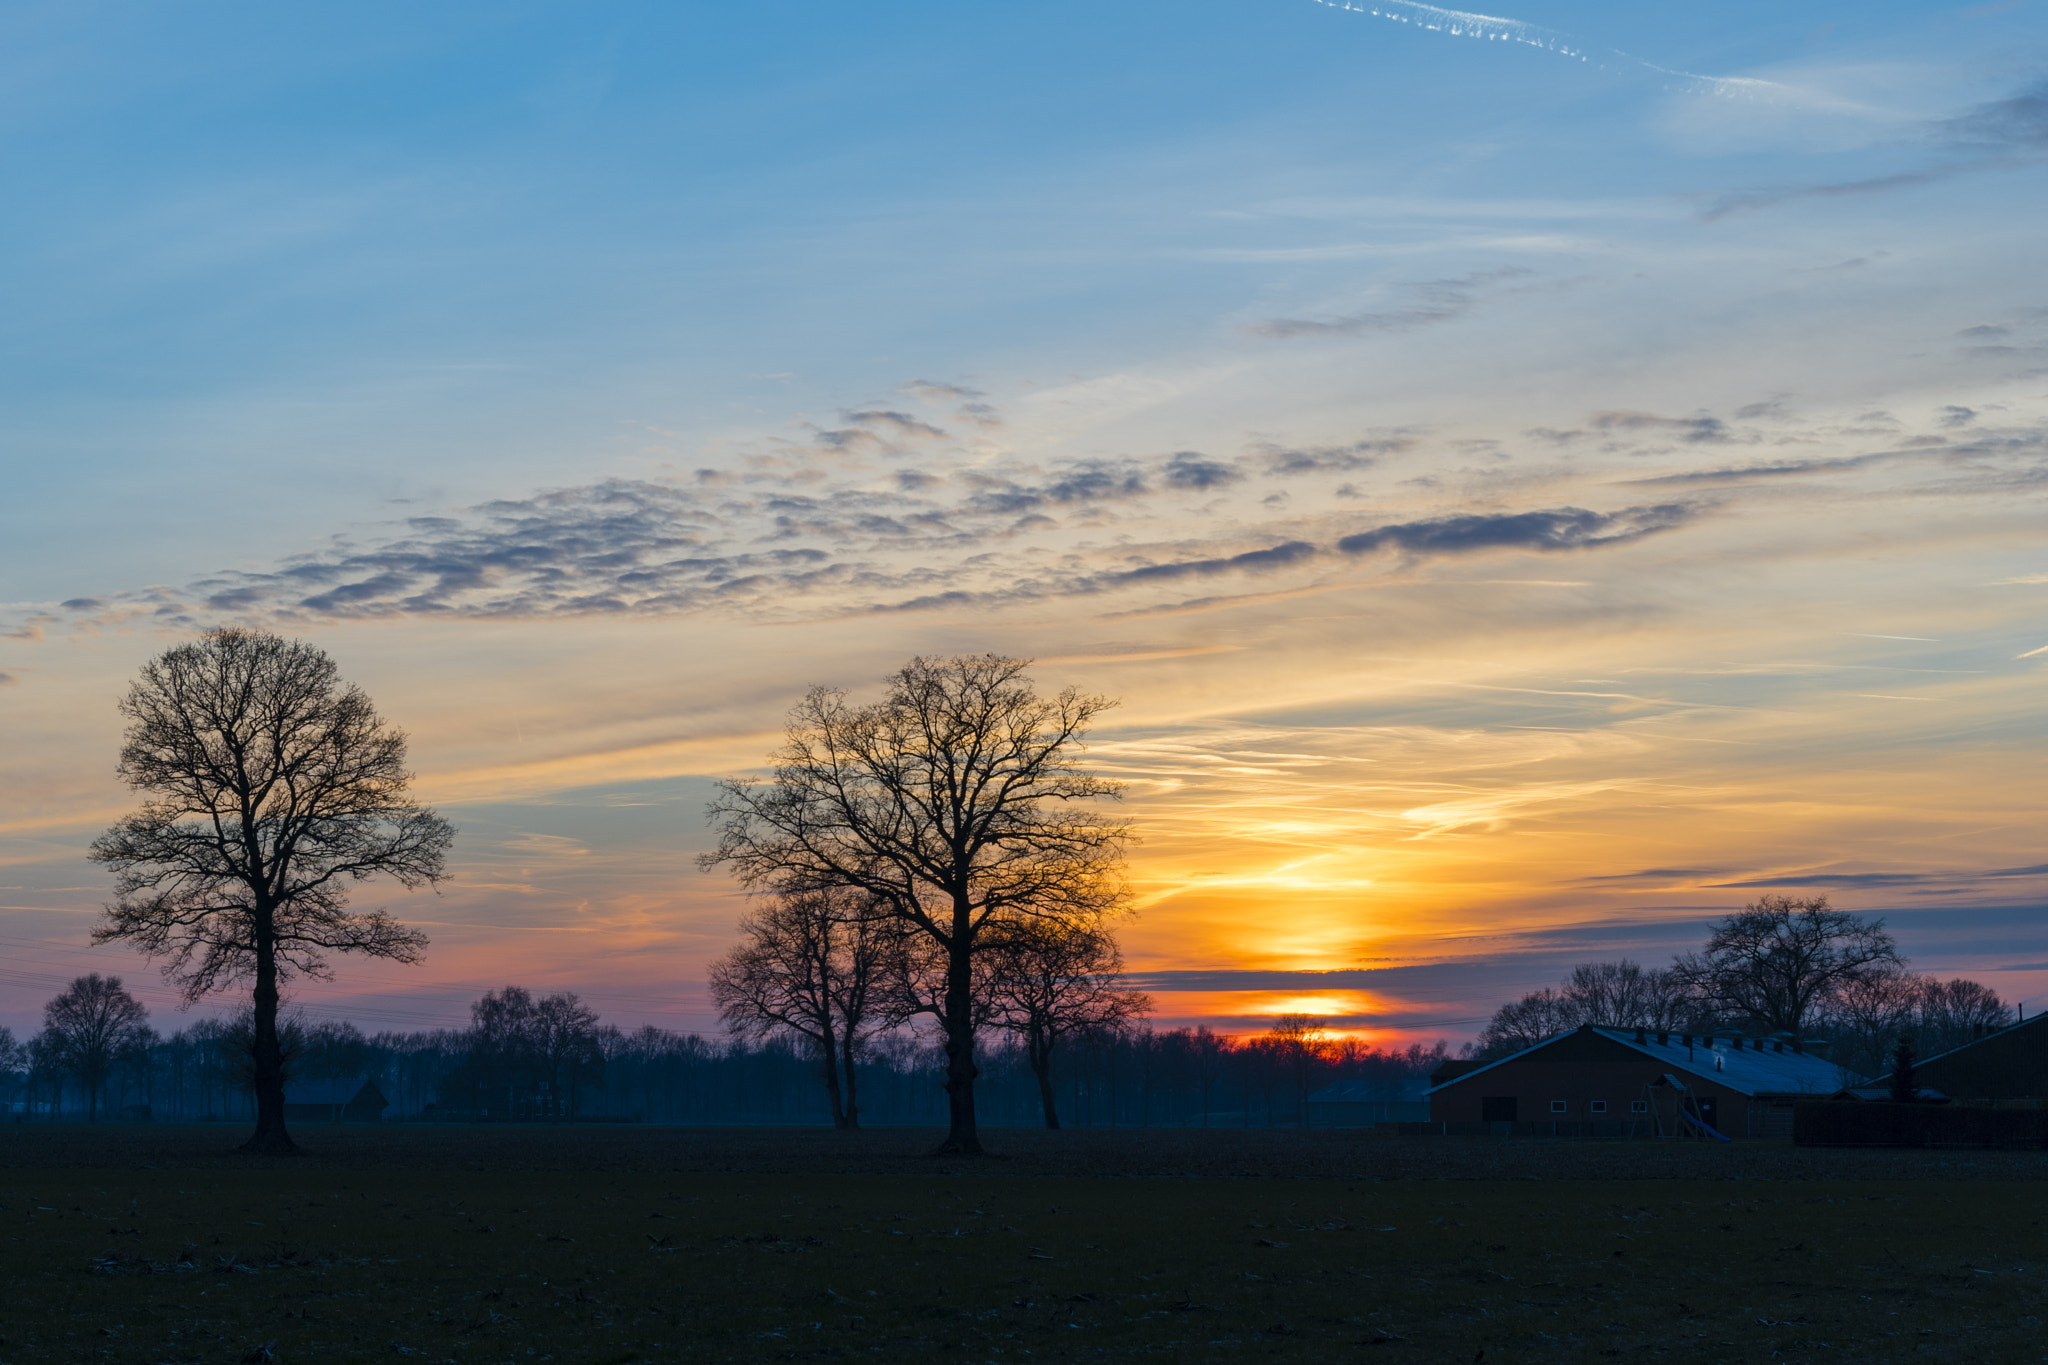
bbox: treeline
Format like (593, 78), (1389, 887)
(4, 976), (1448, 1127)
(1471, 896), (2013, 1079)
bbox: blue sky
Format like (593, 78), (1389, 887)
(3, 0), (2046, 1039)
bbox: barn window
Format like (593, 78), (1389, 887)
(1631, 1100), (1649, 1114)
(1589, 1100), (1608, 1114)
(1549, 1100), (1567, 1113)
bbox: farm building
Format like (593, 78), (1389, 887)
(1426, 1023), (1849, 1137)
(282, 1078), (389, 1124)
(1303, 1081), (1429, 1127)
(1878, 1010), (2048, 1102)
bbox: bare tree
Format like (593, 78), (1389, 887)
(530, 992), (604, 1118)
(983, 918), (1150, 1129)
(703, 655), (1130, 1155)
(708, 888), (900, 1128)
(41, 974), (150, 1120)
(1561, 960), (1694, 1030)
(1915, 977), (2011, 1056)
(89, 627), (453, 1154)
(1473, 987), (1579, 1058)
(0, 1026), (24, 1116)
(454, 987), (602, 1119)
(1812, 969), (1921, 1079)
(1188, 1026), (1228, 1128)
(1264, 1014), (1332, 1127)
(1671, 895), (1901, 1035)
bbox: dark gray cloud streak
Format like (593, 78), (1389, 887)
(1698, 80), (2048, 221)
(37, 478), (1710, 629)
(876, 503), (1703, 612)
(1335, 504), (1696, 557)
(1709, 863), (2048, 890)
(1249, 269), (1535, 340)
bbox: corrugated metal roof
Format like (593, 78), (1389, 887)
(1424, 1026), (1854, 1098)
(1305, 1080), (1423, 1103)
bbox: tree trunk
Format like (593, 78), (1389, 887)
(240, 918), (297, 1154)
(818, 1023), (849, 1129)
(1029, 1031), (1060, 1129)
(839, 1028), (862, 1130)
(930, 920), (983, 1155)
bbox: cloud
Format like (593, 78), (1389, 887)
(1162, 452), (1244, 490)
(1938, 81), (2048, 150)
(1249, 268), (1534, 339)
(1577, 867), (1721, 883)
(1335, 503), (1699, 557)
(963, 460), (1150, 515)
(0, 672), (15, 687)
(1590, 410), (1737, 444)
(1624, 452), (1895, 485)
(899, 379), (984, 402)
(1102, 540), (1319, 586)
(814, 409), (948, 447)
(844, 409), (947, 438)
(1312, 0), (1793, 104)
(1698, 80), (2048, 220)
(1708, 862), (2048, 889)
(1939, 405), (1978, 428)
(1259, 435), (1420, 474)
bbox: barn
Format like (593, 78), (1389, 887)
(1883, 1011), (2048, 1103)
(1426, 1023), (1848, 1138)
(281, 1078), (389, 1124)
(1303, 1081), (1429, 1127)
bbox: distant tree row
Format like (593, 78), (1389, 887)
(3, 978), (1446, 1129)
(1471, 895), (2012, 1075)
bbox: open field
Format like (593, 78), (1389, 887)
(1, 1126), (2044, 1364)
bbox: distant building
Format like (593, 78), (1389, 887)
(282, 1078), (389, 1124)
(1303, 1081), (1429, 1127)
(1878, 1011), (2048, 1103)
(1426, 1024), (1850, 1138)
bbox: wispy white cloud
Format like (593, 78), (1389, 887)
(1310, 0), (1784, 97)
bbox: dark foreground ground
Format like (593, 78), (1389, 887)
(2, 1124), (2043, 1364)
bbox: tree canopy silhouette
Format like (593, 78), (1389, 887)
(1671, 894), (1900, 1036)
(708, 887), (902, 1129)
(983, 918), (1149, 1129)
(89, 627), (452, 1154)
(40, 973), (150, 1121)
(703, 654), (1130, 1155)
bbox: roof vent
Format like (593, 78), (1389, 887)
(1634, 1027), (1647, 1044)
(1657, 1032), (1669, 1045)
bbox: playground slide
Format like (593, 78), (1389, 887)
(1680, 1110), (1732, 1142)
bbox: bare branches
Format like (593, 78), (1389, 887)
(88, 627), (448, 1002)
(982, 918), (1150, 1049)
(707, 887), (905, 1127)
(1671, 894), (1901, 1035)
(700, 654), (1133, 1152)
(86, 626), (450, 1151)
(41, 974), (151, 1121)
(703, 656), (1130, 938)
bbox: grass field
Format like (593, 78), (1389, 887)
(2, 1125), (2044, 1363)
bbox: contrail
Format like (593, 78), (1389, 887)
(1311, 0), (1777, 97)
(1312, 0), (1588, 60)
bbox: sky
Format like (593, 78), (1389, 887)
(4, 0), (2048, 1045)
